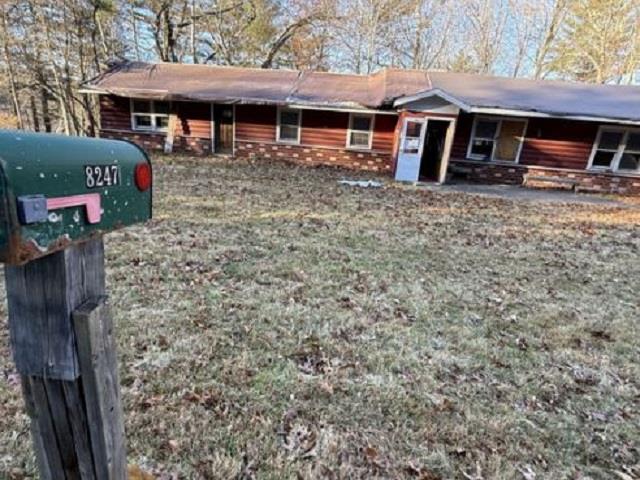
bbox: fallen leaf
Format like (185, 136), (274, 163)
(128, 465), (155, 480)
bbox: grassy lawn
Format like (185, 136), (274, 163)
(1, 155), (639, 479)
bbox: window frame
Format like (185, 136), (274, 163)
(130, 99), (170, 133)
(466, 115), (527, 163)
(276, 106), (302, 144)
(346, 113), (375, 150)
(587, 126), (640, 173)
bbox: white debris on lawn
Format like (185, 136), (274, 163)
(338, 179), (383, 188)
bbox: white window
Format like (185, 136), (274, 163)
(467, 116), (527, 162)
(589, 127), (640, 173)
(347, 113), (374, 149)
(277, 107), (301, 143)
(131, 100), (170, 132)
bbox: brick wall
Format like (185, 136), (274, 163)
(173, 136), (212, 155)
(449, 159), (640, 195)
(100, 130), (165, 151)
(234, 141), (393, 172)
(100, 130), (213, 155)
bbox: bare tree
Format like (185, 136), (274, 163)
(0, 3), (24, 129)
(461, 0), (510, 74)
(1, 0), (638, 134)
(531, 0), (570, 79)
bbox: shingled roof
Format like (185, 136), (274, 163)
(84, 61), (640, 123)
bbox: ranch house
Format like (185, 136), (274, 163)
(83, 62), (640, 194)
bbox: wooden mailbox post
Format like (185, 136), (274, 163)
(0, 131), (152, 479)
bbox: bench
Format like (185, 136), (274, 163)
(523, 174), (579, 191)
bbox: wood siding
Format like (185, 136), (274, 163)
(100, 96), (605, 173)
(235, 105), (276, 142)
(300, 110), (349, 147)
(450, 112), (598, 170)
(175, 102), (211, 139)
(236, 104), (397, 153)
(372, 114), (398, 153)
(450, 112), (473, 159)
(99, 95), (131, 131)
(519, 118), (597, 170)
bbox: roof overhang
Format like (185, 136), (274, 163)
(394, 88), (640, 126)
(466, 107), (640, 126)
(80, 86), (399, 115)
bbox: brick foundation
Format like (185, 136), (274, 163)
(449, 159), (640, 195)
(99, 130), (638, 195)
(100, 130), (165, 151)
(100, 130), (211, 155)
(234, 141), (393, 173)
(173, 136), (212, 155)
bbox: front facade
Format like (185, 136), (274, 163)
(99, 96), (399, 173)
(89, 63), (640, 195)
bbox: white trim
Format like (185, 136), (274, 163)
(346, 113), (375, 150)
(79, 87), (108, 95)
(587, 125), (640, 173)
(276, 106), (302, 144)
(469, 107), (640, 126)
(467, 115), (527, 163)
(438, 118), (457, 184)
(232, 104), (236, 156)
(288, 103), (397, 115)
(130, 98), (170, 132)
(394, 88), (471, 110)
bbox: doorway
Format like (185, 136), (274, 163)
(214, 105), (234, 154)
(419, 120), (449, 181)
(395, 116), (453, 183)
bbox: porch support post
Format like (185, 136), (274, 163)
(164, 105), (177, 154)
(438, 118), (457, 184)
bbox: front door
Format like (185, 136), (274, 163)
(214, 105), (234, 154)
(420, 120), (450, 181)
(395, 118), (427, 182)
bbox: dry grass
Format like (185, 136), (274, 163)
(1, 155), (639, 480)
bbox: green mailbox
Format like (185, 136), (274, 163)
(0, 130), (152, 264)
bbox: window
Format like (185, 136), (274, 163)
(401, 120), (424, 154)
(347, 113), (374, 149)
(277, 108), (301, 143)
(620, 132), (640, 171)
(589, 128), (640, 173)
(467, 117), (527, 162)
(131, 100), (170, 132)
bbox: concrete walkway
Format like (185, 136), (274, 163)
(418, 182), (628, 206)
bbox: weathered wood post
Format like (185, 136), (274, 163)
(0, 130), (152, 479)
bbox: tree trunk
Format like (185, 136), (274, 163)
(30, 96), (40, 131)
(0, 9), (24, 129)
(40, 88), (52, 133)
(191, 0), (198, 63)
(4, 57), (24, 129)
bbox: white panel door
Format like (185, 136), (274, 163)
(395, 118), (427, 182)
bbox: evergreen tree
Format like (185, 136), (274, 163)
(548, 0), (640, 83)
